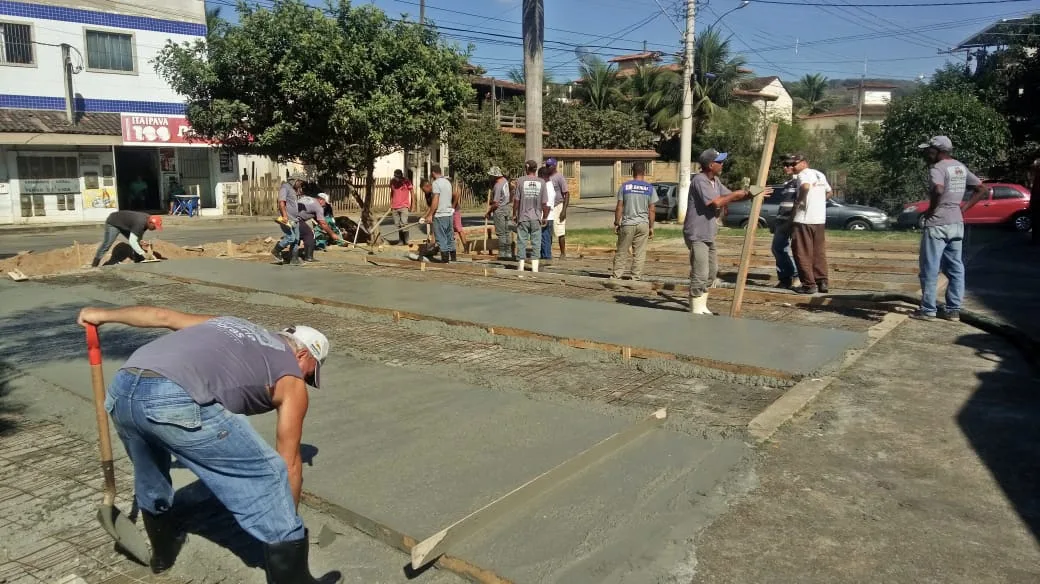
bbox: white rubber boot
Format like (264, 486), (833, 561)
(690, 293), (713, 315)
(517, 259), (526, 276)
(531, 259), (540, 273)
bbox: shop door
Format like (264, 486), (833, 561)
(114, 147), (160, 211)
(580, 163), (614, 198)
(179, 148), (214, 208)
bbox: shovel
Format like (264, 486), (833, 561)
(86, 323), (151, 565)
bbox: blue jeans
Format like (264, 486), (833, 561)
(517, 219), (542, 259)
(919, 223), (965, 315)
(433, 215), (455, 252)
(771, 223), (797, 282)
(105, 369), (304, 544)
(540, 220), (554, 259)
(278, 220), (300, 249)
(93, 224), (123, 263)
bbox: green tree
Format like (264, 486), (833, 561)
(874, 88), (1009, 207)
(154, 0), (473, 231)
(575, 56), (623, 110)
(624, 64), (682, 136)
(543, 101), (654, 149)
(692, 29), (750, 133)
(446, 114), (525, 200)
(790, 73), (834, 115)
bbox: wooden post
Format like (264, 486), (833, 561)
(74, 241), (82, 267)
(226, 239), (235, 257)
(730, 122), (779, 318)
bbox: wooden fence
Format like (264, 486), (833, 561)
(231, 174), (484, 217)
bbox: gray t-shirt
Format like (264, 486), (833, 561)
(105, 210), (150, 238)
(278, 182), (299, 220)
(926, 158), (981, 227)
(683, 173), (730, 243)
(550, 172), (568, 202)
(122, 317), (302, 416)
(617, 179), (658, 226)
(492, 179), (511, 210)
(433, 177), (455, 218)
(296, 196), (323, 221)
(515, 176), (548, 222)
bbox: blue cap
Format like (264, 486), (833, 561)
(545, 158), (558, 166)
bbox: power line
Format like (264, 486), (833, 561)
(750, 0), (1033, 6)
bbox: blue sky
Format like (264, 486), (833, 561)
(216, 0), (1040, 83)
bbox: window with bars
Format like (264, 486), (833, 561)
(85, 29), (135, 73)
(621, 160), (653, 177)
(17, 156), (79, 216)
(561, 161), (576, 177)
(0, 22), (33, 65)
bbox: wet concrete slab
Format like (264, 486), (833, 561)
(127, 258), (864, 376)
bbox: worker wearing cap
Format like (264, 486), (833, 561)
(912, 136), (988, 321)
(485, 165), (513, 260)
(772, 155), (800, 289)
(296, 192), (341, 262)
(684, 149), (767, 315)
(272, 175), (304, 265)
(514, 159), (550, 274)
(91, 210), (163, 268)
(789, 153), (833, 294)
(76, 306), (339, 584)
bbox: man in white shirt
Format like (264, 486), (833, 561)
(789, 154), (833, 294)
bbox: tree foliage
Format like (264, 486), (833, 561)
(874, 88), (1009, 206)
(790, 73), (835, 115)
(544, 101), (654, 150)
(575, 56), (623, 110)
(692, 29), (750, 133)
(446, 114), (525, 201)
(154, 0), (473, 227)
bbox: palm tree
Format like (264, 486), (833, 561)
(575, 56), (622, 110)
(507, 67), (556, 87)
(790, 73), (834, 115)
(691, 29), (750, 132)
(205, 5), (225, 45)
(624, 64), (682, 135)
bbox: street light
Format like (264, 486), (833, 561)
(709, 0), (750, 31)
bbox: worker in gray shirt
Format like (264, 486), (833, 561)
(76, 305), (338, 584)
(612, 162), (657, 280)
(513, 159), (549, 274)
(422, 165), (458, 262)
(684, 149), (769, 315)
(273, 176), (304, 265)
(485, 165), (513, 260)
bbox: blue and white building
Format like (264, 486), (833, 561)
(0, 0), (240, 224)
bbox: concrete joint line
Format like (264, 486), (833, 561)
(747, 313), (907, 443)
(410, 409), (669, 571)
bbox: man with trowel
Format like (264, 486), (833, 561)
(296, 192), (342, 262)
(91, 210), (163, 267)
(77, 305), (340, 584)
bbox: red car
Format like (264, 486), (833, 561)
(897, 182), (1032, 232)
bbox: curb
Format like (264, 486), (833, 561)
(0, 215), (269, 235)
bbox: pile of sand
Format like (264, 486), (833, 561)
(0, 236), (277, 278)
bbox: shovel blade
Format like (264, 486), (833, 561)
(97, 504), (151, 565)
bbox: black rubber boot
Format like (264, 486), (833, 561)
(263, 532), (341, 584)
(440, 252), (450, 263)
(141, 510), (185, 574)
(449, 251), (457, 262)
(272, 244), (286, 264)
(91, 257), (101, 268)
(303, 243), (317, 262)
(400, 230), (409, 246)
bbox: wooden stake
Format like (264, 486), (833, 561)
(730, 123), (779, 318)
(74, 241), (82, 267)
(226, 239), (235, 257)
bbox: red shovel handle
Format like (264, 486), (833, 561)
(86, 324), (102, 366)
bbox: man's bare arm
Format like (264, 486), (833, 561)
(272, 375), (308, 508)
(316, 218), (339, 240)
(924, 183), (945, 217)
(278, 199), (288, 219)
(78, 306), (213, 330)
(424, 195), (439, 222)
(961, 184), (989, 214)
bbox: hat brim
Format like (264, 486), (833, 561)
(307, 358), (321, 389)
(917, 143), (932, 150)
(715, 152), (729, 163)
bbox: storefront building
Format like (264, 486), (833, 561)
(0, 0), (239, 224)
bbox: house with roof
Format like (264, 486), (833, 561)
(800, 82), (895, 136)
(733, 76), (793, 124)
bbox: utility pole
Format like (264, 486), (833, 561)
(419, 0), (425, 24)
(61, 44), (75, 125)
(522, 0), (544, 164)
(677, 0), (696, 223)
(856, 57), (866, 137)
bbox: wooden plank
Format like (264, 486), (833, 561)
(731, 123), (778, 318)
(410, 409), (669, 570)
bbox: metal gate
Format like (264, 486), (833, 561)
(178, 148), (213, 208)
(580, 163), (614, 198)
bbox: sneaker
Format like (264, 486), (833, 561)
(909, 310), (936, 321)
(794, 285), (818, 295)
(939, 310), (961, 322)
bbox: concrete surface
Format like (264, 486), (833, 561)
(126, 258), (865, 377)
(0, 276), (752, 583)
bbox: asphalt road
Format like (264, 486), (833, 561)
(0, 201), (620, 258)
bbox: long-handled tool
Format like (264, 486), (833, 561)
(86, 324), (151, 565)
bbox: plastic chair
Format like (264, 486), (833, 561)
(172, 195), (200, 217)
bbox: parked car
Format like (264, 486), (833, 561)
(724, 187), (891, 231)
(653, 182), (680, 220)
(896, 182), (1032, 231)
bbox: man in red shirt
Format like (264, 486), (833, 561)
(390, 169), (413, 245)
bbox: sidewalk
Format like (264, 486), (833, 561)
(0, 215), (268, 235)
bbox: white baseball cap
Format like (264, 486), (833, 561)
(316, 192), (331, 204)
(282, 325), (330, 388)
